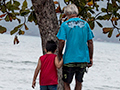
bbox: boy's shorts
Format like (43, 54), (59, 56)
(40, 85), (57, 90)
(62, 63), (87, 84)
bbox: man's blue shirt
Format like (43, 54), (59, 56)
(57, 18), (94, 64)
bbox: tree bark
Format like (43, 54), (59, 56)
(31, 0), (64, 89)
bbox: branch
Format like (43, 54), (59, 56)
(94, 12), (103, 19)
(24, 16), (26, 24)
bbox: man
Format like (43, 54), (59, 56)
(56, 4), (94, 90)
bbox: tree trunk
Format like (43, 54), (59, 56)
(31, 0), (64, 89)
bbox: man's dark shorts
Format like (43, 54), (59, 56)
(62, 63), (87, 84)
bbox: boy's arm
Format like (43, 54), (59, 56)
(32, 59), (41, 89)
(55, 56), (63, 69)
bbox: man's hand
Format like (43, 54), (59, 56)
(32, 81), (36, 89)
(87, 59), (93, 68)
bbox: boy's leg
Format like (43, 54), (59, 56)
(40, 85), (48, 90)
(48, 85), (57, 90)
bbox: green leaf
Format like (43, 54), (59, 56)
(6, 1), (12, 10)
(1, 5), (6, 13)
(14, 1), (20, 7)
(88, 21), (95, 30)
(0, 25), (7, 34)
(87, 12), (91, 17)
(96, 21), (103, 28)
(10, 28), (18, 35)
(28, 12), (33, 22)
(16, 24), (23, 29)
(94, 3), (99, 11)
(10, 24), (23, 35)
(22, 0), (27, 10)
(102, 14), (111, 20)
(11, 5), (20, 10)
(20, 10), (30, 16)
(14, 12), (20, 15)
(108, 29), (113, 38)
(32, 11), (37, 25)
(18, 30), (25, 35)
(6, 1), (20, 11)
(64, 0), (69, 2)
(16, 18), (21, 23)
(96, 16), (104, 20)
(107, 3), (113, 12)
(6, 1), (11, 7)
(12, 16), (16, 20)
(4, 15), (10, 22)
(28, 11), (37, 24)
(59, 13), (62, 19)
(101, 8), (106, 12)
(64, 0), (70, 5)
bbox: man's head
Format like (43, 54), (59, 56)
(46, 40), (57, 53)
(64, 4), (78, 16)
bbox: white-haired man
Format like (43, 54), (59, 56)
(56, 4), (94, 90)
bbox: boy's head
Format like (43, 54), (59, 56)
(46, 40), (57, 53)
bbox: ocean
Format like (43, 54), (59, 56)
(0, 34), (120, 90)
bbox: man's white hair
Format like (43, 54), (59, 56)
(64, 4), (79, 15)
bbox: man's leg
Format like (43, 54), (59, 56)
(64, 82), (71, 90)
(74, 67), (86, 90)
(63, 65), (75, 90)
(74, 79), (82, 90)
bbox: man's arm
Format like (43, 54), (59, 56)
(58, 40), (65, 59)
(87, 39), (93, 67)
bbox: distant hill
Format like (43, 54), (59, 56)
(1, 19), (120, 43)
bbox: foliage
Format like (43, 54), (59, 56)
(54, 0), (120, 39)
(0, 0), (120, 44)
(0, 0), (37, 44)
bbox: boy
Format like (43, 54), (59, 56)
(32, 40), (63, 90)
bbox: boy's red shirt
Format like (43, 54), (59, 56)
(39, 54), (58, 86)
